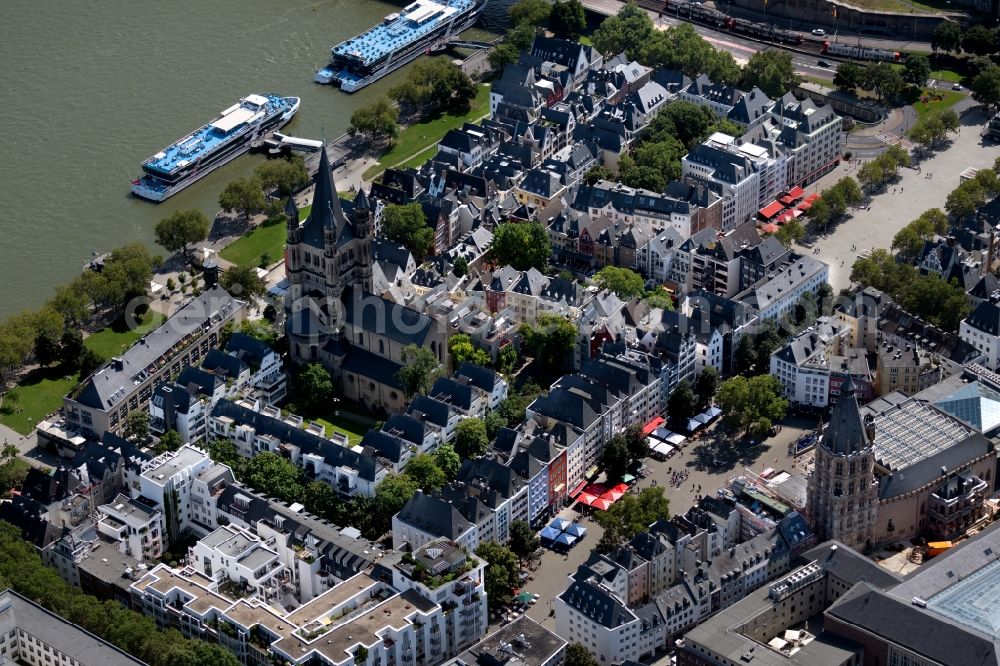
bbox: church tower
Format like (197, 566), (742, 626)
(806, 378), (879, 550)
(352, 188), (375, 293)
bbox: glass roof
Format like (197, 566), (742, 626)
(935, 382), (1000, 434)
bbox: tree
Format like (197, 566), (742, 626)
(902, 54), (931, 87)
(892, 208), (949, 262)
(506, 22), (537, 51)
(452, 255), (468, 278)
(77, 347), (104, 380)
(716, 374), (788, 438)
(381, 203), (434, 263)
(963, 25), (997, 56)
(742, 50), (798, 98)
(861, 62), (904, 103)
(156, 429), (183, 454)
(549, 0), (586, 39)
(509, 520), (540, 560)
(489, 222), (552, 271)
(834, 62), (864, 94)
(519, 314), (577, 374)
(242, 451), (304, 503)
(220, 265), (265, 300)
(623, 423), (649, 462)
(303, 481), (338, 519)
(374, 473), (419, 533)
(254, 156), (309, 197)
(496, 344), (519, 373)
(0, 443), (27, 497)
(972, 65), (1000, 110)
(49, 284), (90, 326)
(59, 328), (85, 371)
(449, 334), (491, 368)
(488, 42), (520, 71)
(591, 3), (654, 61)
(404, 454), (447, 491)
(933, 21), (963, 55)
(644, 287), (675, 310)
(734, 334), (757, 376)
(509, 0), (551, 26)
(454, 417), (489, 459)
(154, 209), (210, 257)
(566, 643), (600, 666)
(475, 541), (519, 610)
(695, 367), (719, 408)
(396, 344), (440, 399)
(484, 410), (507, 440)
(805, 197), (831, 231)
(348, 97), (399, 145)
(388, 59), (476, 113)
(594, 266), (645, 299)
(296, 363), (333, 414)
(584, 165), (611, 185)
(774, 219), (805, 247)
(594, 487), (670, 546)
(601, 434), (630, 482)
(219, 177), (265, 219)
(667, 381), (697, 429)
(33, 327), (61, 368)
(124, 410), (150, 444)
(433, 443), (461, 479)
(908, 109), (959, 150)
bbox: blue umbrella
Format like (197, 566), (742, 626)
(549, 518), (571, 532)
(540, 526), (562, 541)
(555, 532), (577, 546)
(564, 523), (587, 538)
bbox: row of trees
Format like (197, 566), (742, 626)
(891, 208), (950, 263)
(0, 241), (159, 386)
(833, 61), (913, 103)
(856, 144), (910, 192)
(850, 249), (971, 332)
(933, 21), (1000, 57)
(805, 176), (862, 232)
(218, 156), (309, 220)
(0, 521), (239, 666)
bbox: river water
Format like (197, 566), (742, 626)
(0, 0), (505, 319)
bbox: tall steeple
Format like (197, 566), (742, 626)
(285, 195), (299, 234)
(310, 145), (347, 232)
(821, 377), (869, 456)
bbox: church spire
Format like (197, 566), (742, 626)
(309, 145), (347, 230)
(285, 195), (299, 229)
(822, 377), (869, 455)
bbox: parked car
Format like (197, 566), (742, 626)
(812, 28), (826, 36)
(818, 60), (831, 67)
(953, 83), (963, 90)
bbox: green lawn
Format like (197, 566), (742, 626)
(0, 367), (79, 435)
(84, 309), (165, 359)
(314, 415), (368, 445)
(363, 83), (492, 181)
(579, 35), (593, 46)
(220, 205), (311, 268)
(891, 63), (962, 84)
(1, 309), (171, 434)
(912, 89), (965, 118)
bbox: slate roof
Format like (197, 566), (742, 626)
(200, 348), (246, 379)
(559, 577), (636, 629)
(211, 399), (379, 481)
(299, 146), (350, 249)
(408, 395), (452, 428)
(966, 300), (1000, 336)
(225, 332), (274, 368)
(821, 378), (869, 455)
(727, 87), (772, 125)
(72, 287), (241, 411)
(343, 288), (436, 346)
(381, 413), (428, 446)
(800, 541), (903, 589)
(396, 490), (474, 540)
(455, 362), (502, 393)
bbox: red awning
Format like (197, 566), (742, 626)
(569, 480), (588, 498)
(758, 201), (784, 219)
(796, 201), (812, 211)
(787, 185), (805, 199)
(578, 492), (599, 506)
(642, 416), (665, 436)
(779, 194), (796, 205)
(760, 223), (780, 234)
(806, 193), (821, 203)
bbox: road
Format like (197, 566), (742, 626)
(513, 417), (815, 634)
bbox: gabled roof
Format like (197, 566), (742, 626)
(965, 300), (1000, 336)
(381, 413), (428, 446)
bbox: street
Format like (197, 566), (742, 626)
(513, 416), (816, 633)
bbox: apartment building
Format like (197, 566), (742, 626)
(63, 287), (245, 438)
